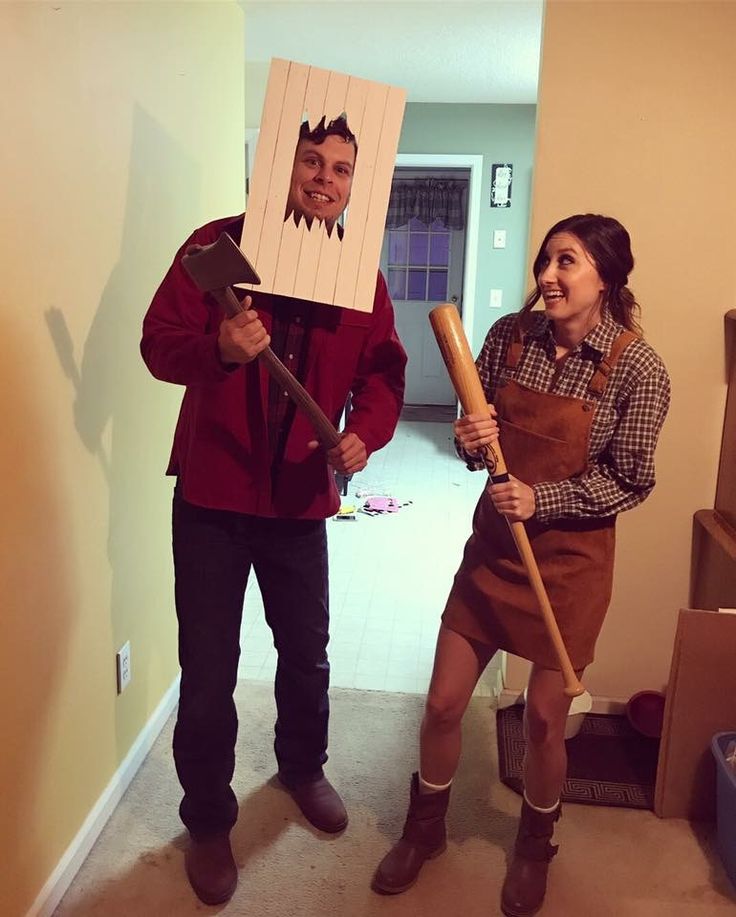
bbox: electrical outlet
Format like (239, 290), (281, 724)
(116, 641), (131, 694)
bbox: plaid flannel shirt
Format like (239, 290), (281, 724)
(461, 311), (670, 523)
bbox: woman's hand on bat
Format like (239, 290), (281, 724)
(488, 474), (536, 522)
(308, 432), (367, 474)
(454, 404), (499, 454)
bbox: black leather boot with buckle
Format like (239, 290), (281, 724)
(501, 798), (561, 917)
(372, 772), (451, 894)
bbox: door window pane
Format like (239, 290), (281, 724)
(407, 269), (426, 300)
(409, 233), (429, 265)
(388, 232), (408, 264)
(429, 233), (449, 266)
(388, 268), (406, 300)
(427, 269), (448, 301)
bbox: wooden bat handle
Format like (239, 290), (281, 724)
(429, 303), (584, 698)
(212, 287), (341, 449)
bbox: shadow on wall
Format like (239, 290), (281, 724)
(46, 104), (202, 768)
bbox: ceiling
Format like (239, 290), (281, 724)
(241, 1), (544, 104)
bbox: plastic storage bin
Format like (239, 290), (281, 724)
(711, 731), (736, 890)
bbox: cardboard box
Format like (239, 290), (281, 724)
(655, 608), (736, 819)
(691, 509), (736, 610)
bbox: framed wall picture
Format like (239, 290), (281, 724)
(491, 162), (513, 208)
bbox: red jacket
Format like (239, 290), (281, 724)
(141, 214), (407, 519)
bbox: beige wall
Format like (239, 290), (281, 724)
(505, 0), (736, 702)
(0, 3), (244, 914)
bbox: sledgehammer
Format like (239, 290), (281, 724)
(182, 232), (341, 448)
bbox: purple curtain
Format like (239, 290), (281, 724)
(385, 178), (466, 230)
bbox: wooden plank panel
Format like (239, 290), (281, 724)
(241, 58), (289, 280)
(299, 74), (368, 304)
(240, 58), (404, 311)
(353, 86), (407, 312)
(334, 81), (385, 310)
(273, 218), (307, 298)
(257, 60), (310, 292)
(290, 65), (331, 300)
(312, 227), (344, 305)
(309, 70), (350, 305)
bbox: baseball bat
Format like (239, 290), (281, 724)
(429, 303), (584, 698)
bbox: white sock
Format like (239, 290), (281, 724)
(523, 790), (559, 813)
(418, 772), (453, 794)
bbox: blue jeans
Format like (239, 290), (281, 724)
(171, 489), (330, 837)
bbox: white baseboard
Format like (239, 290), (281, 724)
(498, 687), (627, 716)
(26, 674), (181, 917)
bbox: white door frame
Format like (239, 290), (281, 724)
(394, 153), (483, 351)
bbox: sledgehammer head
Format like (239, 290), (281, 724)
(182, 232), (261, 292)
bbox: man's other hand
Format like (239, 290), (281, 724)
(218, 299), (270, 364)
(308, 432), (367, 475)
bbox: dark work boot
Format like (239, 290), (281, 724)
(501, 798), (561, 917)
(185, 832), (238, 905)
(372, 772), (451, 894)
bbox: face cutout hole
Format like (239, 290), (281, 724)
(284, 114), (358, 236)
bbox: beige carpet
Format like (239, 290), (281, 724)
(55, 682), (735, 916)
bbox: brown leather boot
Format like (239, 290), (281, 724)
(372, 772), (450, 894)
(185, 832), (238, 905)
(501, 798), (561, 917)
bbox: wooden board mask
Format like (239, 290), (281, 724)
(240, 58), (406, 313)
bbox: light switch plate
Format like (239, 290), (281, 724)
(493, 230), (506, 249)
(490, 289), (503, 308)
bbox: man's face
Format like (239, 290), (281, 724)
(286, 134), (356, 230)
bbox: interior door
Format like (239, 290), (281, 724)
(380, 171), (468, 406)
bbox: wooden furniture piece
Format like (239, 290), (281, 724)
(656, 311), (736, 820)
(655, 608), (736, 819)
(690, 310), (736, 609)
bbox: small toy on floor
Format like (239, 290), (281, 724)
(334, 504), (357, 521)
(360, 496), (412, 516)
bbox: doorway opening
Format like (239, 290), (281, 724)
(380, 154), (482, 416)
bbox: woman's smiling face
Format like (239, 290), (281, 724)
(537, 232), (606, 331)
(286, 134), (356, 230)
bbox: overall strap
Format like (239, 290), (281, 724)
(504, 319), (525, 370)
(587, 330), (638, 397)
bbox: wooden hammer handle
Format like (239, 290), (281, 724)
(213, 287), (342, 449)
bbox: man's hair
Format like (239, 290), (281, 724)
(298, 114), (357, 154)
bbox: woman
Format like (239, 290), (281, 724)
(372, 214), (670, 916)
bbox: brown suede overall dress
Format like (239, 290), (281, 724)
(442, 327), (637, 670)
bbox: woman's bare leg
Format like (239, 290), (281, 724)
(419, 624), (497, 785)
(522, 664), (585, 806)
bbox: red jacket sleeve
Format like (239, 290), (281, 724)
(140, 223), (238, 386)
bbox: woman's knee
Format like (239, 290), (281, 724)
(423, 690), (467, 731)
(524, 700), (567, 746)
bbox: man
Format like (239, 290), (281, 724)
(141, 116), (406, 905)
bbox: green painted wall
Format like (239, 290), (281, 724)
(398, 103), (537, 354)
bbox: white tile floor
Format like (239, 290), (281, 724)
(238, 419), (501, 697)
